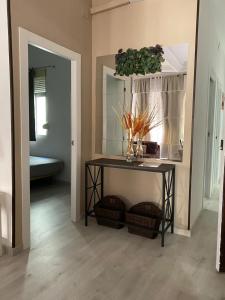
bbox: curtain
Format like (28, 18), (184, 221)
(29, 68), (36, 141)
(162, 75), (186, 160)
(132, 77), (164, 144)
(132, 75), (186, 160)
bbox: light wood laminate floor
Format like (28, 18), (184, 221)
(0, 182), (225, 300)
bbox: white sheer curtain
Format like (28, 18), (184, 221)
(132, 75), (186, 160)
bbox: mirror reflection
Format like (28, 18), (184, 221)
(95, 44), (188, 162)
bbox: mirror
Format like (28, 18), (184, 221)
(95, 44), (188, 162)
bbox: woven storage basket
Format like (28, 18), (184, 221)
(94, 195), (126, 229)
(126, 202), (162, 239)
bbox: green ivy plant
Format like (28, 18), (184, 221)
(115, 45), (165, 76)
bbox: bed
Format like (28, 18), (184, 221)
(30, 156), (64, 181)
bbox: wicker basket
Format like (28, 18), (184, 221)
(94, 195), (126, 229)
(126, 202), (162, 239)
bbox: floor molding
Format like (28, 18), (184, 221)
(0, 238), (23, 256)
(174, 227), (191, 238)
(7, 245), (24, 256)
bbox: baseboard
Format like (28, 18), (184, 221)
(7, 245), (24, 256)
(0, 237), (10, 256)
(174, 227), (191, 238)
(0, 238), (23, 256)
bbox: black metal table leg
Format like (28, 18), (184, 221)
(171, 168), (175, 234)
(85, 164), (103, 226)
(85, 163), (88, 226)
(101, 166), (104, 200)
(161, 173), (166, 247)
(93, 166), (96, 206)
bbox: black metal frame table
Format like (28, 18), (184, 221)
(85, 158), (175, 247)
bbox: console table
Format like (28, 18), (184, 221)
(85, 158), (175, 247)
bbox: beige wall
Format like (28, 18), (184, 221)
(10, 0), (92, 248)
(92, 0), (112, 6)
(92, 0), (198, 230)
(0, 0), (13, 247)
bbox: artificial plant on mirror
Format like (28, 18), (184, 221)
(115, 45), (164, 76)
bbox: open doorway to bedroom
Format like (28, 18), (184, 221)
(203, 77), (223, 213)
(19, 27), (81, 249)
(28, 45), (72, 248)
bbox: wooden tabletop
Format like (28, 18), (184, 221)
(85, 158), (175, 173)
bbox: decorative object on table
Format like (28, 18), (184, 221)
(115, 45), (165, 76)
(138, 162), (160, 168)
(115, 105), (164, 161)
(94, 195), (126, 229)
(126, 129), (135, 162)
(145, 141), (159, 155)
(126, 202), (162, 239)
(178, 139), (184, 161)
(135, 138), (144, 158)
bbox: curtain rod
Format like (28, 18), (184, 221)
(30, 65), (56, 70)
(133, 72), (187, 80)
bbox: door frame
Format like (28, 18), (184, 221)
(19, 28), (81, 250)
(217, 163), (225, 271)
(102, 66), (115, 154)
(216, 92), (225, 272)
(204, 76), (216, 198)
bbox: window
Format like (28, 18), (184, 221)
(35, 95), (47, 136)
(34, 69), (47, 136)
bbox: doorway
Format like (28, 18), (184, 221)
(19, 28), (81, 250)
(204, 77), (222, 212)
(28, 45), (72, 247)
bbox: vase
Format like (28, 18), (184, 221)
(135, 138), (144, 159)
(126, 130), (134, 162)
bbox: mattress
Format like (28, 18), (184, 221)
(30, 156), (64, 180)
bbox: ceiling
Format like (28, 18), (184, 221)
(162, 44), (188, 73)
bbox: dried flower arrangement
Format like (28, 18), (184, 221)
(119, 106), (163, 139)
(114, 105), (164, 161)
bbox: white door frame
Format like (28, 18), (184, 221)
(19, 28), (81, 250)
(102, 66), (115, 154)
(204, 77), (216, 198)
(216, 93), (225, 271)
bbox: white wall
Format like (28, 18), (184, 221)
(190, 0), (225, 228)
(0, 0), (13, 246)
(29, 45), (71, 182)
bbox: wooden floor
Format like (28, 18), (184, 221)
(0, 182), (225, 300)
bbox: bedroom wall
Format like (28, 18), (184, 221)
(0, 0), (13, 247)
(92, 0), (198, 231)
(29, 45), (71, 183)
(10, 0), (92, 248)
